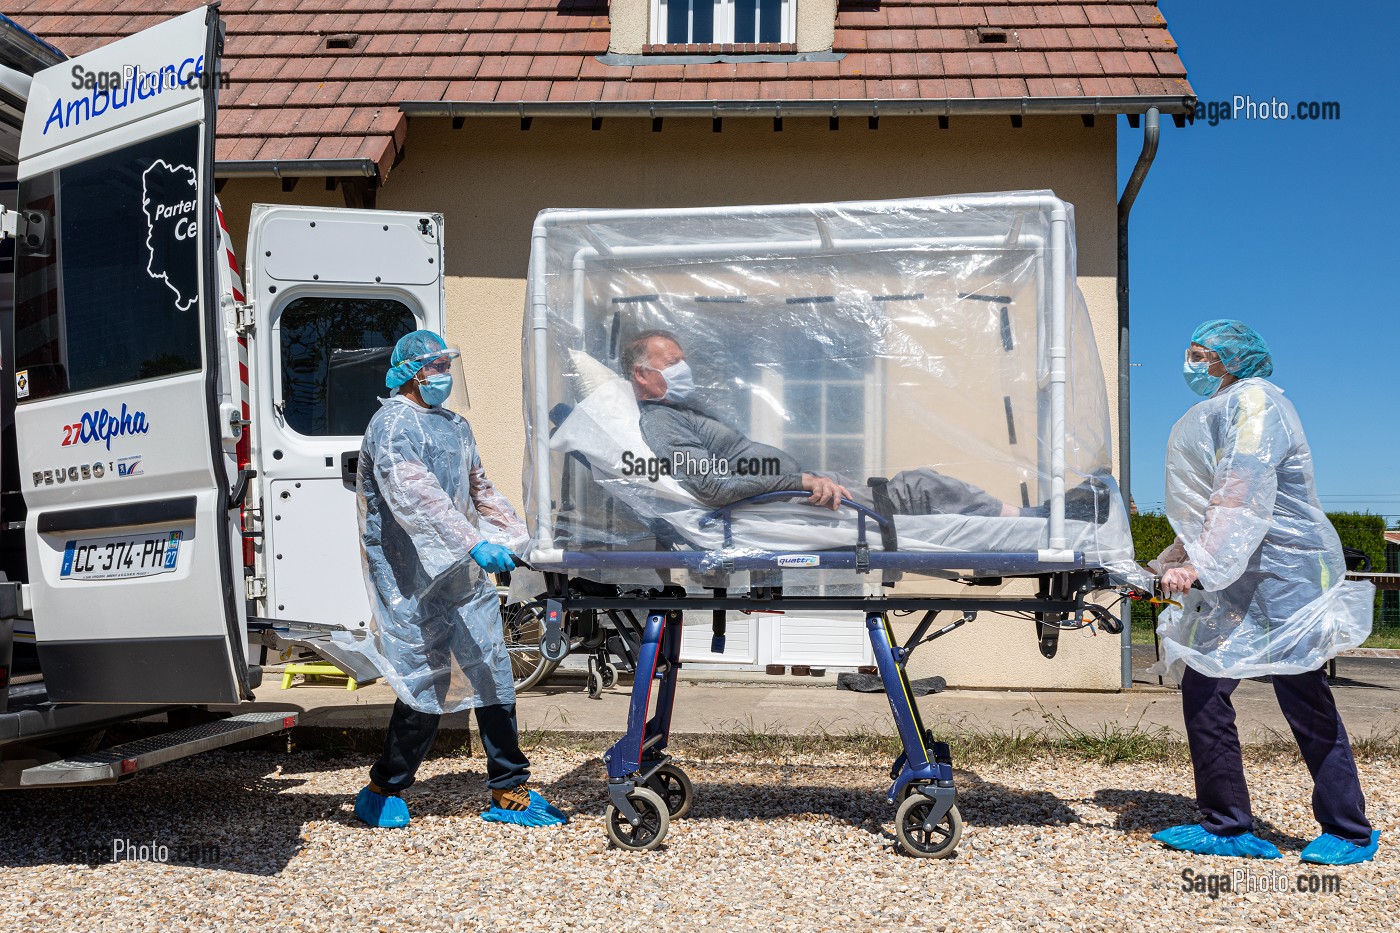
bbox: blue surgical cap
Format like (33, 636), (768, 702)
(386, 329), (448, 390)
(1191, 319), (1273, 379)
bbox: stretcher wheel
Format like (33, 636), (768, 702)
(587, 660), (604, 699)
(600, 662), (620, 689)
(645, 764), (694, 819)
(894, 798), (962, 859)
(604, 786), (670, 851)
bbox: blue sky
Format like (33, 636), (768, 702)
(1116, 0), (1398, 523)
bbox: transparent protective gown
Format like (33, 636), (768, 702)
(521, 193), (1137, 590)
(1154, 378), (1374, 680)
(335, 396), (529, 713)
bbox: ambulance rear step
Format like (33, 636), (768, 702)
(17, 711), (297, 787)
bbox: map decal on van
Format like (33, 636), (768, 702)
(142, 158), (199, 312)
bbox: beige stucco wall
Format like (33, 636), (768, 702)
(796, 0), (839, 53)
(218, 113), (1123, 690)
(609, 0), (650, 53)
(607, 0), (838, 52)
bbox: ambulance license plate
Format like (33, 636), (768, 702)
(61, 531), (183, 581)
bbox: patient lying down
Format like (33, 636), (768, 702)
(621, 330), (1108, 524)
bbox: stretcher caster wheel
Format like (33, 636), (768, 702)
(645, 763), (694, 819)
(605, 786), (670, 851)
(600, 662), (620, 689)
(895, 798), (963, 859)
(587, 658), (604, 700)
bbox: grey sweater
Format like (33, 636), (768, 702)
(638, 401), (807, 506)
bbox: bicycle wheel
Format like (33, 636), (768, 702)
(501, 600), (559, 692)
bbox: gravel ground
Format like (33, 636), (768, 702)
(1, 743), (1395, 932)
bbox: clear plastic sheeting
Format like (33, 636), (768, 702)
(1152, 377), (1374, 681)
(333, 395), (530, 713)
(521, 193), (1135, 587)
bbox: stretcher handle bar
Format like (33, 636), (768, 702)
(697, 490), (890, 549)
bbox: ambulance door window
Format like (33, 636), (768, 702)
(277, 296), (415, 437)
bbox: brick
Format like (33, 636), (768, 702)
(761, 80), (810, 99)
(943, 77), (975, 98)
(1014, 51), (1052, 76)
(466, 80), (502, 102)
(1098, 50), (1130, 74)
(941, 52), (973, 76)
(967, 51), (999, 75)
(1150, 51), (1185, 76)
(889, 52), (918, 76)
(1044, 50), (1077, 73)
(1079, 77), (1114, 96)
(1122, 50), (1159, 75)
(971, 77), (1000, 98)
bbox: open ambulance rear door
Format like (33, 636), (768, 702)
(243, 205), (446, 639)
(10, 7), (251, 703)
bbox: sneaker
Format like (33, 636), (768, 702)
(490, 783), (534, 812)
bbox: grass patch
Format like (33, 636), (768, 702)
(280, 721), (1400, 768)
(661, 710), (1190, 767)
(1360, 630), (1400, 649)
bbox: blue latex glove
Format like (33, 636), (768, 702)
(470, 541), (516, 574)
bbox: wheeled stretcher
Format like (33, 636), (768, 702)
(518, 193), (1139, 855)
(533, 569), (1122, 855)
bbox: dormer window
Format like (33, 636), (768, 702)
(653, 0), (795, 45)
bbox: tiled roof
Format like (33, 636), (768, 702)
(7, 1), (1193, 182)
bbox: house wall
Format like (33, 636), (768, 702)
(218, 113), (1125, 690)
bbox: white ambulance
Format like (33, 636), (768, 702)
(0, 7), (462, 785)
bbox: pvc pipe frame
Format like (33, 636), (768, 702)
(527, 194), (1074, 561)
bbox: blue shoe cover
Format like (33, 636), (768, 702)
(1151, 824), (1281, 859)
(528, 790), (569, 823)
(354, 786), (411, 828)
(1301, 830), (1380, 866)
(481, 791), (569, 827)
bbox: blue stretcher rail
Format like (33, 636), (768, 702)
(545, 549), (1084, 576)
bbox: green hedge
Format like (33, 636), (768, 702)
(1128, 511), (1387, 628)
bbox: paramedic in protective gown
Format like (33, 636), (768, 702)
(350, 330), (567, 829)
(1149, 320), (1378, 864)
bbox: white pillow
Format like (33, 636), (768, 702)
(549, 351), (693, 503)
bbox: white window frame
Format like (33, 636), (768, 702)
(651, 0), (796, 46)
(752, 363), (883, 483)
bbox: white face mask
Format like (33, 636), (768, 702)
(654, 359), (694, 403)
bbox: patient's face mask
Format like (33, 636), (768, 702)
(654, 360), (694, 403)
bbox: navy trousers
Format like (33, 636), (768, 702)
(369, 699), (530, 794)
(1180, 665), (1371, 844)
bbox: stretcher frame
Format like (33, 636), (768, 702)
(535, 568), (1122, 856)
(522, 195), (1123, 856)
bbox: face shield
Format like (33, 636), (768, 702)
(405, 347), (470, 411)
